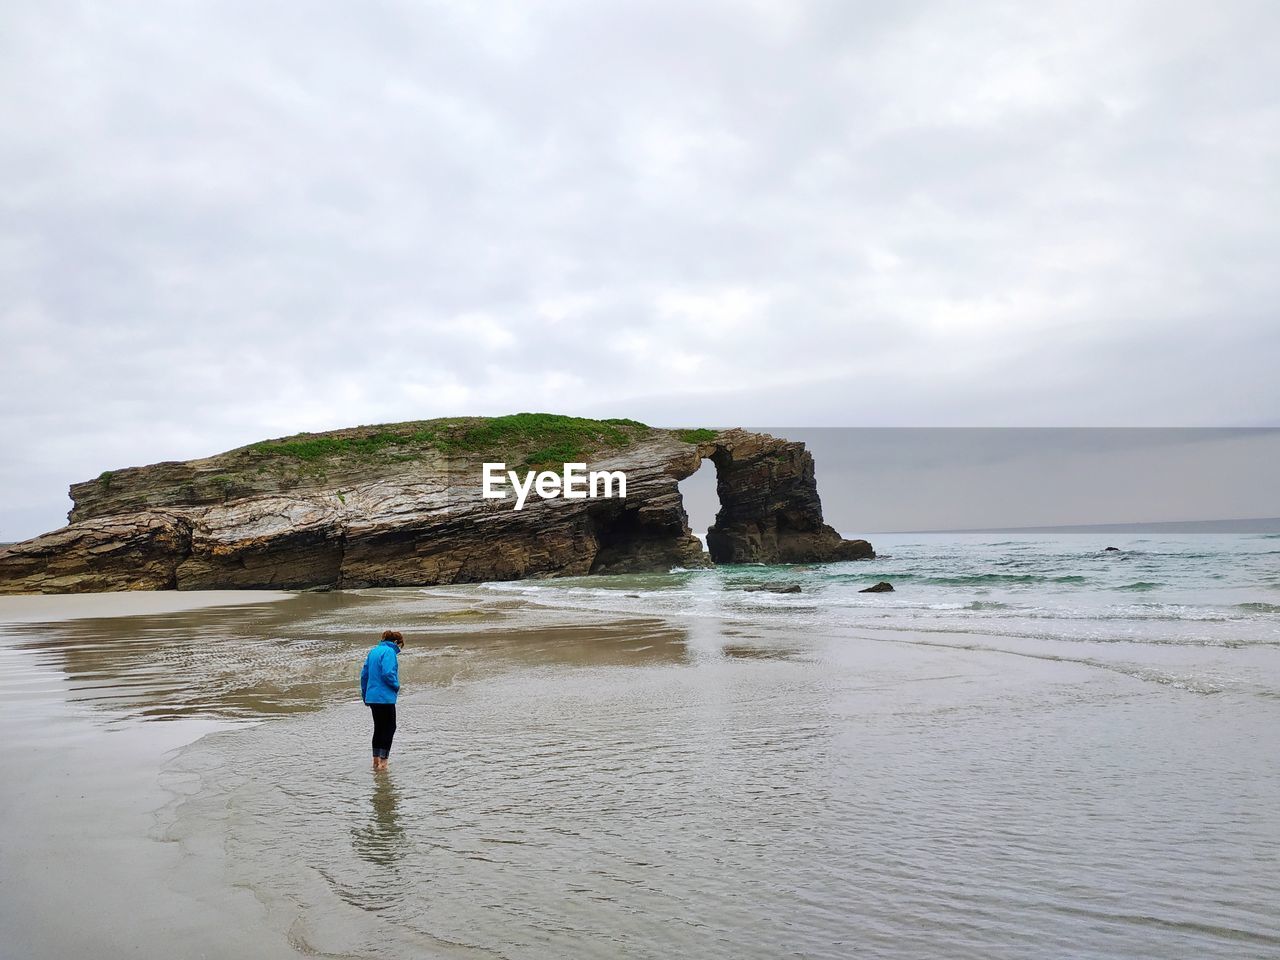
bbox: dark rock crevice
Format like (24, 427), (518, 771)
(587, 500), (705, 575)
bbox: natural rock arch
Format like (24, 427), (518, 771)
(0, 419), (873, 593)
(689, 431), (872, 565)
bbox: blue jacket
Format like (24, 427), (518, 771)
(360, 639), (401, 704)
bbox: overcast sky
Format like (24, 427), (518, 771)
(2, 1), (1278, 539)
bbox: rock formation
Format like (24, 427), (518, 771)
(859, 581), (894, 593)
(704, 430), (873, 565)
(0, 415), (873, 593)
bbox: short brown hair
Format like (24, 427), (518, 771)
(382, 630), (403, 643)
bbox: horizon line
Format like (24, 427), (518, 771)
(861, 516), (1280, 535)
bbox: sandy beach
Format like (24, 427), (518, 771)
(2, 547), (1278, 959)
(0, 592), (301, 959)
(0, 710), (303, 958)
(0, 588), (703, 959)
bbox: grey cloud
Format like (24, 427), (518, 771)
(2, 0), (1278, 539)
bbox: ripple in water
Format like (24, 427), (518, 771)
(155, 595), (1280, 960)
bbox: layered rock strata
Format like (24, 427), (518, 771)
(0, 417), (873, 593)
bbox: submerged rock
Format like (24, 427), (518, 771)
(743, 583), (802, 594)
(859, 581), (894, 593)
(0, 415), (875, 594)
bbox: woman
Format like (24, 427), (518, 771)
(360, 629), (404, 770)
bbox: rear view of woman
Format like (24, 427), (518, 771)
(360, 630), (404, 771)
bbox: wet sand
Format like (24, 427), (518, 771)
(0, 589), (699, 959)
(0, 592), (301, 960)
(2, 583), (1277, 959)
(0, 589), (296, 623)
(0, 712), (302, 958)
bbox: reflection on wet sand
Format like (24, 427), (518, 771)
(5, 580), (1279, 960)
(718, 643), (805, 661)
(1, 589), (694, 721)
(347, 774), (407, 909)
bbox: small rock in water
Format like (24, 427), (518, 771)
(859, 581), (894, 593)
(1103, 546), (1121, 552)
(743, 583), (802, 594)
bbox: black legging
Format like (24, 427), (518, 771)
(369, 703), (396, 759)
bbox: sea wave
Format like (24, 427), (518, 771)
(823, 571), (1097, 586)
(1236, 602), (1280, 614)
(921, 573), (1092, 586)
(859, 620), (1251, 649)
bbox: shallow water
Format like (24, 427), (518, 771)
(2, 534), (1279, 958)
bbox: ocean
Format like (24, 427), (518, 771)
(2, 533), (1278, 958)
